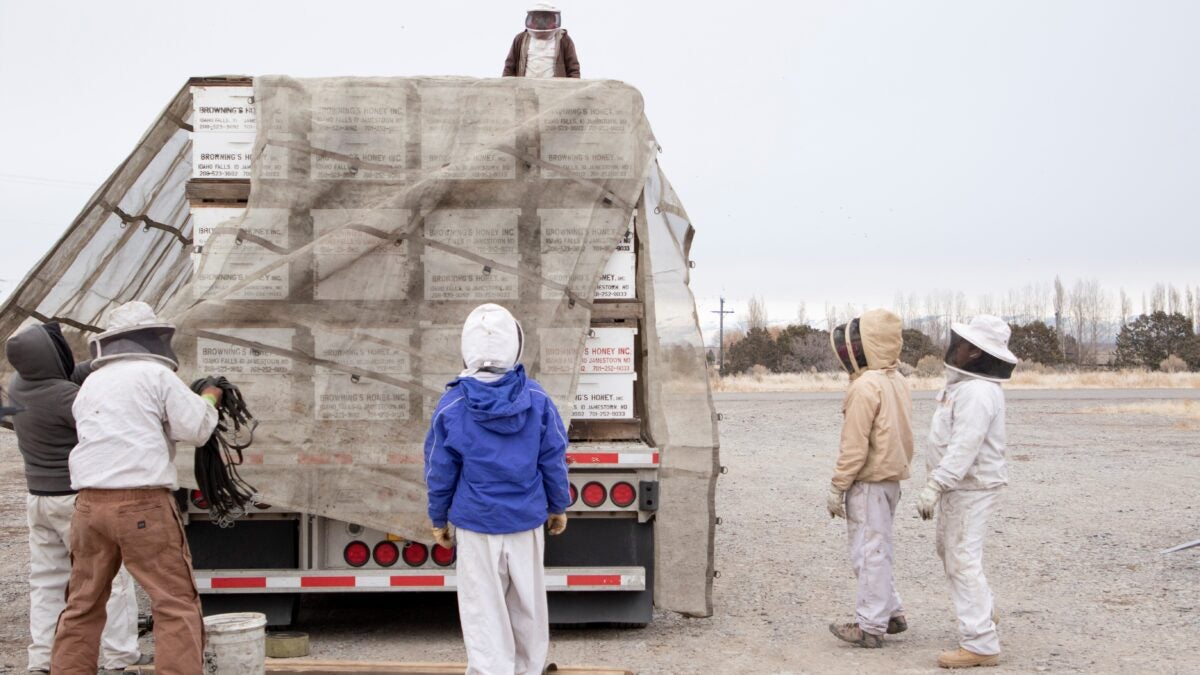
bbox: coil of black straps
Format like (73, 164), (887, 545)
(190, 376), (259, 527)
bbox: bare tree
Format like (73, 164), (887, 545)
(1168, 284), (1182, 315)
(1053, 275), (1066, 353)
(1151, 283), (1166, 313)
(1032, 282), (1051, 323)
(744, 296), (769, 332)
(796, 301), (808, 327)
(824, 302), (838, 332)
(977, 293), (996, 317)
(1119, 288), (1131, 327)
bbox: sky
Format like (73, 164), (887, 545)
(1, 1), (1198, 338)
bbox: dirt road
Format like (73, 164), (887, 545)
(0, 389), (1196, 673)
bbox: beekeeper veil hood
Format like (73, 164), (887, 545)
(89, 301), (179, 371)
(944, 314), (1018, 382)
(460, 303), (524, 381)
(830, 309), (903, 377)
(526, 1), (562, 32)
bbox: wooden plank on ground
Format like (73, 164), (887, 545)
(127, 662), (632, 675)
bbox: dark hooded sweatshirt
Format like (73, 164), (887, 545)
(5, 323), (92, 495)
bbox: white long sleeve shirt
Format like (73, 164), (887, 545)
(926, 370), (1008, 491)
(70, 358), (218, 490)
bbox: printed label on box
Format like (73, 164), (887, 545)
(193, 134), (253, 179)
(423, 209), (520, 301)
(571, 373), (637, 419)
(539, 90), (637, 180)
(538, 327), (584, 375)
(192, 86), (256, 134)
(196, 328), (296, 420)
(580, 327), (636, 374)
(192, 209), (290, 301)
(312, 209), (412, 300)
(309, 134), (406, 181)
(538, 209), (631, 300)
(420, 87), (516, 180)
(313, 328), (412, 421)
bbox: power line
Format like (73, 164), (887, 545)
(711, 297), (735, 377)
(0, 173), (96, 189)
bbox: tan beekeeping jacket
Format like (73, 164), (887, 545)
(830, 309), (914, 491)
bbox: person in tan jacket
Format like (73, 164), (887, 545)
(825, 309), (914, 649)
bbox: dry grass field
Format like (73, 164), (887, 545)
(712, 369), (1200, 393)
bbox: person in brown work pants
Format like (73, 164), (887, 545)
(50, 301), (221, 675)
(53, 489), (204, 675)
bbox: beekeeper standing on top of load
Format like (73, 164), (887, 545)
(503, 2), (581, 78)
(51, 301), (224, 675)
(825, 309), (914, 650)
(915, 315), (1018, 669)
(424, 303), (571, 675)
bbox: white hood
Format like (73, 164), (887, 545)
(460, 304), (524, 381)
(89, 301), (179, 371)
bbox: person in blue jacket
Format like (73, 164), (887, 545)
(424, 303), (570, 675)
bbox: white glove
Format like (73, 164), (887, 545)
(827, 487), (846, 519)
(915, 480), (944, 520)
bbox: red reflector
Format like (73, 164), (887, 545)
(254, 501), (271, 510)
(211, 577), (266, 589)
(581, 481), (607, 508)
(402, 542), (429, 567)
(343, 541), (370, 567)
(190, 489), (209, 510)
(569, 483), (578, 506)
(390, 575), (445, 587)
(610, 481), (636, 507)
(373, 541), (400, 567)
(301, 576), (355, 588)
(568, 574), (622, 586)
(431, 544), (456, 566)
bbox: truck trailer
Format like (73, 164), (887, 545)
(0, 75), (721, 626)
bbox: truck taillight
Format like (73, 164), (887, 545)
(581, 481), (607, 508)
(610, 482), (636, 508)
(190, 490), (209, 510)
(344, 541), (370, 567)
(569, 483), (578, 506)
(432, 544), (456, 566)
(402, 542), (428, 567)
(373, 541), (400, 567)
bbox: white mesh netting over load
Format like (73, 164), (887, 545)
(0, 76), (719, 616)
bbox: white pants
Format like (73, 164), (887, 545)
(27, 494), (140, 671)
(456, 527), (549, 675)
(936, 489), (1002, 656)
(846, 481), (904, 635)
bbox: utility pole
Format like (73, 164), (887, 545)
(712, 297), (735, 377)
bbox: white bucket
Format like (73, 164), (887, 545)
(202, 612), (267, 675)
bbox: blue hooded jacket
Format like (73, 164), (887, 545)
(424, 365), (571, 534)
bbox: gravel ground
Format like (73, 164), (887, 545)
(0, 389), (1197, 674)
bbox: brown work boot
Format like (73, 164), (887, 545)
(937, 647), (1000, 668)
(887, 614), (908, 634)
(829, 622), (883, 648)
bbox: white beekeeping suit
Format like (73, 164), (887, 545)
(425, 304), (571, 675)
(916, 315), (1017, 669)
